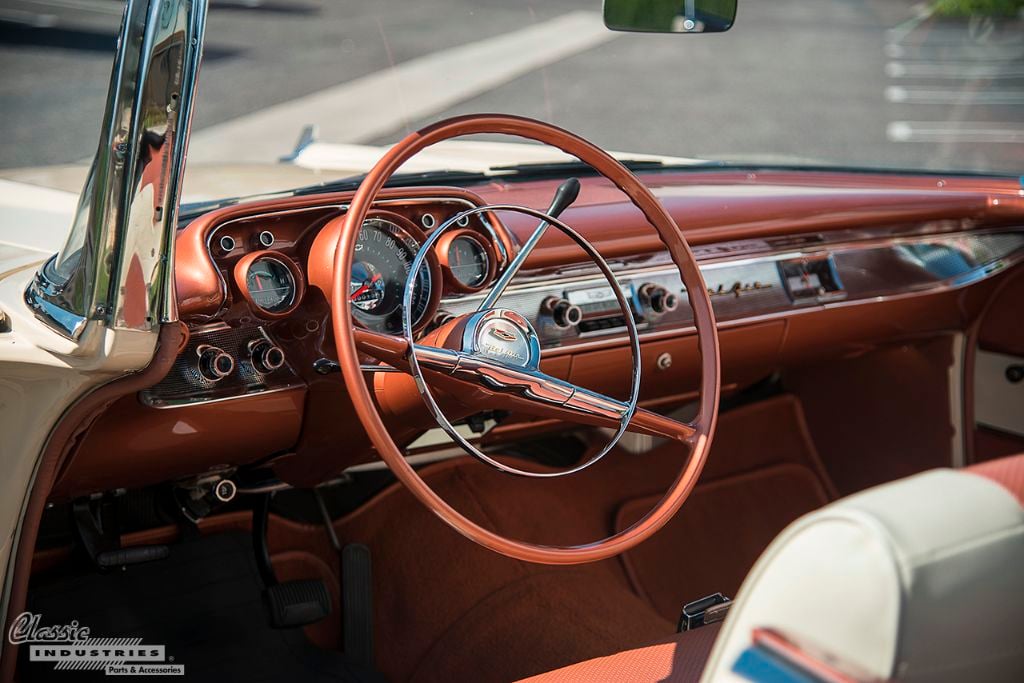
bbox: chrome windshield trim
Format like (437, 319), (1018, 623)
(24, 260), (88, 339)
(25, 0), (208, 339)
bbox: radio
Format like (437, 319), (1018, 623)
(535, 276), (684, 336)
(557, 282), (645, 333)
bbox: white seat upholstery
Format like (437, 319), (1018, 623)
(701, 466), (1024, 682)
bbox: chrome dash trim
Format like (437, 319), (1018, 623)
(534, 239), (1024, 357)
(139, 382), (305, 409)
(440, 228), (1024, 353)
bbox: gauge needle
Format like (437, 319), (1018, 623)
(350, 273), (382, 300)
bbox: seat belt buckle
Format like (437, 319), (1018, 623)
(678, 592), (732, 632)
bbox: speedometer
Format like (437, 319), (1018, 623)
(349, 215), (435, 333)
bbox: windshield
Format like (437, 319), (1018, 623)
(183, 0), (1022, 192)
(4, 0), (1022, 211)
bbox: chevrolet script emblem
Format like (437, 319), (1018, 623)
(489, 327), (518, 342)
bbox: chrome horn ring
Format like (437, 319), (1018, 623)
(401, 204), (642, 478)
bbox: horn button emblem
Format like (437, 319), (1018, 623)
(489, 327), (518, 342)
(467, 310), (539, 369)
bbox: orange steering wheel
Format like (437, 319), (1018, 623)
(331, 114), (720, 565)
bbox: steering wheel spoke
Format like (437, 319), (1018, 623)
(356, 328), (695, 444)
(628, 409), (697, 443)
(353, 327), (409, 366)
(413, 345), (696, 444)
(459, 356), (695, 443)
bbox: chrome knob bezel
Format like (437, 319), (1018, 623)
(248, 339), (286, 374)
(196, 345), (235, 383)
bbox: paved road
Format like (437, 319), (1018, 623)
(1, 0), (1021, 176)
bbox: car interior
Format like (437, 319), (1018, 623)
(3, 1), (1024, 682)
(10, 132), (1024, 681)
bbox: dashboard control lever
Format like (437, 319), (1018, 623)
(197, 345), (234, 382)
(477, 177), (581, 312)
(546, 177), (581, 219)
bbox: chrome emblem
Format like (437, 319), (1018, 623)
(489, 327), (518, 342)
(475, 318), (531, 367)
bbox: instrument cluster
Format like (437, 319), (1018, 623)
(210, 199), (507, 333)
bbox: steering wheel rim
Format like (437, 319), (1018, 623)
(331, 114), (721, 565)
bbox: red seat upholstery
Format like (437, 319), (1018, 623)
(967, 453), (1024, 506)
(518, 623), (721, 683)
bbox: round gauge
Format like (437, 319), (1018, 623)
(349, 216), (434, 334)
(438, 229), (497, 293)
(246, 257), (295, 312)
(447, 235), (490, 288)
(234, 251), (305, 318)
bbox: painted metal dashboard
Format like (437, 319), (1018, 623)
(50, 170), (1024, 498)
(147, 177), (1024, 408)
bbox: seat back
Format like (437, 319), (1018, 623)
(701, 461), (1024, 682)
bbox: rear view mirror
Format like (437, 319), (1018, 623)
(603, 0), (737, 33)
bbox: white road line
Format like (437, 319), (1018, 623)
(887, 121), (1024, 143)
(8, 0), (123, 14)
(884, 2), (934, 44)
(0, 7), (57, 26)
(886, 40), (1024, 60)
(188, 11), (616, 165)
(886, 85), (1024, 105)
(886, 61), (1024, 79)
(886, 42), (1024, 60)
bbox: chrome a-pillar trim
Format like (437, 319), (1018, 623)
(24, 0), (207, 339)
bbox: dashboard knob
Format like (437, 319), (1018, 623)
(197, 345), (235, 382)
(640, 283), (678, 315)
(249, 340), (286, 374)
(543, 296), (582, 329)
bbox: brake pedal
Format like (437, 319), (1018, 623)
(252, 492), (333, 628)
(265, 579), (332, 629)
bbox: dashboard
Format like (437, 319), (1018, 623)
(49, 171), (1024, 498)
(161, 190), (513, 407)
(155, 181), (1024, 409)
